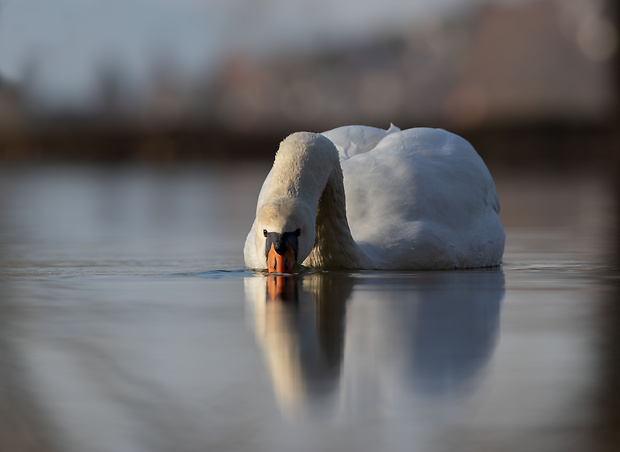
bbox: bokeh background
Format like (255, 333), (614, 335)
(1, 1), (620, 451)
(0, 0), (617, 164)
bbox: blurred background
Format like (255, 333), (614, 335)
(1, 1), (620, 451)
(0, 0), (617, 163)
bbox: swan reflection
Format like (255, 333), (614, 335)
(246, 272), (352, 417)
(246, 270), (505, 419)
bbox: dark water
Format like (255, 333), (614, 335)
(0, 164), (616, 452)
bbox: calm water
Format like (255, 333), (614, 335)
(0, 164), (616, 452)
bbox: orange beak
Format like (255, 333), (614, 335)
(267, 242), (296, 273)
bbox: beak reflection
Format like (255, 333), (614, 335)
(267, 273), (297, 301)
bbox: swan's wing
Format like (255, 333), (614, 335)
(341, 128), (505, 269)
(322, 124), (400, 160)
(372, 128), (501, 214)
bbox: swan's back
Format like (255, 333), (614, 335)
(326, 126), (504, 269)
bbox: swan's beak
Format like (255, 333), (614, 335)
(265, 231), (298, 273)
(267, 242), (296, 273)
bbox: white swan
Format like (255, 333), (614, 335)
(244, 124), (505, 271)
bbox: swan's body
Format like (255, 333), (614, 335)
(244, 125), (505, 270)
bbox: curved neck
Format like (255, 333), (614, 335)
(265, 133), (372, 269)
(305, 163), (372, 269)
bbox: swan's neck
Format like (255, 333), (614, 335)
(266, 133), (371, 269)
(305, 164), (372, 269)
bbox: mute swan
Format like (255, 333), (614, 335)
(244, 124), (505, 271)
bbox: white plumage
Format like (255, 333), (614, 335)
(244, 124), (505, 270)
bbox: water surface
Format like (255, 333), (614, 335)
(0, 164), (614, 451)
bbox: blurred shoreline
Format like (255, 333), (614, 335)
(0, 0), (616, 167)
(0, 120), (615, 169)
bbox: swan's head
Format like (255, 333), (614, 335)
(255, 198), (315, 273)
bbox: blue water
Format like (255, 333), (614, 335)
(0, 164), (613, 451)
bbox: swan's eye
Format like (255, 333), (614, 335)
(295, 229), (301, 237)
(263, 229), (268, 237)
